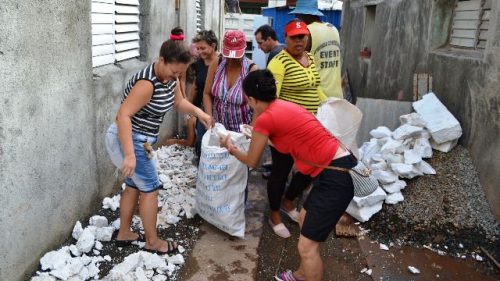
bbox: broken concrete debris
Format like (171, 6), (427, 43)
(347, 93), (462, 222)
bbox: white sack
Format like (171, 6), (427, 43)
(346, 201), (383, 223)
(196, 126), (249, 238)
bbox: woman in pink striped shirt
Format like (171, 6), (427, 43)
(203, 30), (258, 132)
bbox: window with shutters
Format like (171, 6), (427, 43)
(91, 0), (141, 67)
(450, 0), (491, 50)
(195, 0), (203, 32)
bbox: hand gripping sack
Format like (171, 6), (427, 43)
(195, 125), (249, 237)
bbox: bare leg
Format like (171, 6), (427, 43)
(281, 198), (295, 212)
(296, 235), (322, 281)
(117, 186), (140, 241)
(139, 191), (169, 252)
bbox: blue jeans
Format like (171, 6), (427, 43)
(105, 123), (162, 193)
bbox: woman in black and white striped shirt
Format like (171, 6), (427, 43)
(105, 40), (212, 254)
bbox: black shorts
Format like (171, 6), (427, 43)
(301, 155), (356, 242)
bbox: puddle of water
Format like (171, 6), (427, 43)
(358, 237), (499, 281)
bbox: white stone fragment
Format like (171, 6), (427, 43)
(380, 138), (404, 154)
(69, 245), (81, 257)
(94, 241), (103, 251)
(352, 187), (387, 208)
(152, 275), (168, 281)
(415, 160), (436, 175)
(93, 249), (100, 255)
(385, 192), (404, 204)
(360, 268), (367, 273)
(382, 180), (407, 194)
(369, 160), (387, 171)
(166, 214), (181, 225)
(372, 170), (398, 184)
(413, 137), (433, 158)
(102, 195), (120, 211)
(346, 201), (384, 223)
(392, 124), (423, 140)
(400, 113), (427, 127)
(40, 248), (72, 271)
(382, 151), (404, 164)
(111, 218), (120, 230)
(365, 269), (372, 275)
(76, 228), (95, 253)
(413, 93), (462, 144)
(408, 266), (420, 274)
(89, 215), (109, 227)
(379, 243), (389, 251)
(177, 245), (186, 253)
(404, 149), (422, 165)
(31, 276), (57, 281)
(104, 255), (112, 262)
(391, 163), (423, 179)
(166, 254), (185, 265)
(369, 126), (392, 138)
(95, 226), (115, 242)
(430, 138), (458, 153)
(72, 221), (84, 240)
(134, 267), (148, 281)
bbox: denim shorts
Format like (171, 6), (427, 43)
(105, 123), (162, 193)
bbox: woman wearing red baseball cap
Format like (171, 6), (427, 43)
(203, 30), (258, 132)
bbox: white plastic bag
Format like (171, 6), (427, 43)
(195, 124), (249, 237)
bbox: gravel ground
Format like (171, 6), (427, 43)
(364, 145), (500, 274)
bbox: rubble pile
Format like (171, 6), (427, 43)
(347, 93), (463, 222)
(32, 145), (199, 280)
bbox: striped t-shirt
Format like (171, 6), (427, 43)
(121, 63), (176, 137)
(267, 50), (325, 114)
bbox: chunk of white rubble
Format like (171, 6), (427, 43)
(391, 163), (423, 179)
(381, 151), (404, 164)
(352, 187), (387, 208)
(415, 160), (436, 175)
(69, 245), (81, 257)
(381, 138), (404, 154)
(104, 255), (112, 262)
(166, 254), (185, 265)
(382, 180), (407, 194)
(40, 248), (72, 270)
(152, 275), (168, 281)
(404, 149), (422, 165)
(379, 243), (389, 251)
(95, 226), (115, 242)
(372, 170), (398, 184)
(346, 201), (383, 223)
(365, 269), (372, 275)
(102, 195), (120, 211)
(49, 257), (84, 280)
(72, 221), (84, 240)
(177, 245), (186, 253)
(111, 218), (120, 230)
(430, 138), (458, 153)
(413, 138), (433, 158)
(31, 276), (56, 281)
(392, 124), (423, 141)
(369, 126), (392, 138)
(94, 241), (103, 251)
(369, 160), (387, 171)
(385, 192), (404, 204)
(400, 113), (427, 127)
(166, 214), (181, 225)
(76, 228), (95, 253)
(89, 215), (109, 227)
(413, 93), (462, 144)
(134, 267), (148, 281)
(408, 266), (420, 274)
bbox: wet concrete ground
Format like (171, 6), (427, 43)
(182, 170), (500, 281)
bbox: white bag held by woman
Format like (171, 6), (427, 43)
(196, 124), (249, 237)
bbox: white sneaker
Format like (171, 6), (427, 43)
(280, 208), (300, 223)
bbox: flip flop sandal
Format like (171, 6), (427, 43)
(144, 241), (179, 255)
(114, 233), (145, 247)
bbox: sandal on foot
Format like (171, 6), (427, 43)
(114, 233), (145, 247)
(280, 207), (300, 223)
(274, 270), (305, 281)
(144, 241), (179, 255)
(268, 219), (291, 238)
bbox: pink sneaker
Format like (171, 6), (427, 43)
(268, 219), (291, 238)
(280, 207), (300, 223)
(274, 270), (305, 281)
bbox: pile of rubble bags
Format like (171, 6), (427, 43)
(346, 93), (463, 222)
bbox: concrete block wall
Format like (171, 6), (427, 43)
(0, 0), (222, 280)
(341, 0), (500, 219)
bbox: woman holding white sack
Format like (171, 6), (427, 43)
(220, 70), (356, 281)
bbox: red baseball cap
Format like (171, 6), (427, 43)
(285, 20), (310, 37)
(222, 30), (247, 58)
